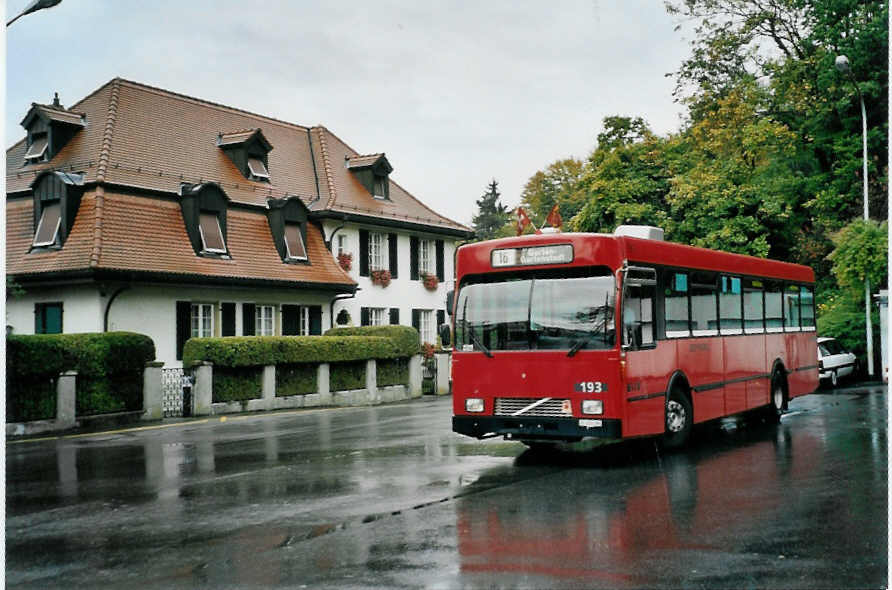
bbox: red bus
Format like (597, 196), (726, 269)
(448, 226), (817, 448)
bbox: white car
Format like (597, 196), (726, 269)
(818, 337), (859, 387)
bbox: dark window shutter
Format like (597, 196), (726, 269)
(34, 303), (44, 334)
(222, 302), (236, 336)
(412, 309), (421, 333)
(389, 307), (400, 325)
(282, 304), (299, 335)
(437, 309), (445, 327)
(176, 301), (191, 361)
(360, 307), (370, 326)
(436, 240), (445, 281)
(309, 306), (322, 335)
(388, 233), (398, 278)
(242, 303), (256, 336)
(359, 229), (369, 277)
(410, 236), (419, 280)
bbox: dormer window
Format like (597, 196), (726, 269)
(199, 211), (227, 253)
(32, 201), (61, 247)
(20, 96), (86, 166)
(24, 133), (49, 163)
(218, 129), (273, 183)
(248, 157), (270, 181)
(284, 223), (307, 260)
(346, 153), (393, 201)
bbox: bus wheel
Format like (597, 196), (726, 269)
(663, 391), (692, 449)
(767, 374), (786, 424)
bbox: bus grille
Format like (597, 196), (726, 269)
(494, 397), (571, 417)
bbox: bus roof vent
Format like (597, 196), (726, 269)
(614, 225), (664, 241)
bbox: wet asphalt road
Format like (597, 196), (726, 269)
(6, 384), (888, 589)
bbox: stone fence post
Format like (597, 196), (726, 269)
(56, 370), (77, 429)
(408, 355), (423, 397)
(192, 362), (213, 416)
(142, 361), (164, 421)
(366, 359), (379, 403)
(262, 365), (276, 410)
(435, 352), (451, 395)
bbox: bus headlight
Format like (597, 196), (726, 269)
(465, 398), (484, 413)
(582, 400), (603, 415)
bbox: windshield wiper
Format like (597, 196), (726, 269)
(469, 329), (494, 358)
(567, 337), (588, 357)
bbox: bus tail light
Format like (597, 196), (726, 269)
(465, 398), (484, 413)
(582, 400), (603, 415)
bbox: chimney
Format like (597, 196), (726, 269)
(52, 92), (62, 108)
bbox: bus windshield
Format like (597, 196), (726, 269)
(454, 266), (616, 352)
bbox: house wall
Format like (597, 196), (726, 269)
(323, 221), (458, 342)
(6, 285), (103, 335)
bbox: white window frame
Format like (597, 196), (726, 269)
(369, 232), (387, 271)
(299, 306), (310, 335)
(32, 201), (62, 247)
(419, 309), (434, 344)
(373, 175), (387, 199)
(247, 157), (270, 180)
(191, 303), (214, 339)
(198, 212), (227, 253)
(337, 234), (347, 256)
(419, 239), (433, 275)
(284, 223), (307, 261)
(256, 304), (275, 336)
(24, 134), (49, 162)
(369, 307), (386, 326)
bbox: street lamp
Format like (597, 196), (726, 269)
(835, 54), (874, 377)
(7, 0), (62, 27)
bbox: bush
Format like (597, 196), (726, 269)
(213, 366), (262, 403)
(276, 363), (317, 396)
(183, 335), (403, 368)
(323, 325), (420, 358)
(377, 358), (409, 387)
(6, 332), (155, 420)
(330, 361), (366, 391)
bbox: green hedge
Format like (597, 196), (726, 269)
(276, 363), (317, 396)
(213, 366), (262, 403)
(330, 361), (366, 391)
(377, 358), (409, 387)
(183, 327), (420, 368)
(7, 332), (156, 420)
(324, 325), (420, 358)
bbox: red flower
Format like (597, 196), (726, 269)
(337, 252), (353, 272)
(371, 269), (392, 287)
(422, 342), (436, 359)
(421, 272), (439, 291)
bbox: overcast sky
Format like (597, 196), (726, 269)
(6, 0), (690, 226)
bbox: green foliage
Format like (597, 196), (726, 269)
(6, 332), (156, 419)
(184, 333), (413, 368)
(330, 361), (366, 391)
(213, 366), (262, 403)
(377, 358), (409, 387)
(276, 363), (318, 396)
(520, 158), (585, 225)
(829, 219), (888, 291)
(471, 179), (510, 241)
(6, 276), (25, 299)
(817, 289), (880, 363)
(323, 325), (421, 358)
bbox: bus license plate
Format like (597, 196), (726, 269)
(579, 419), (602, 428)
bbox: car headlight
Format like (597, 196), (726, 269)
(582, 399), (603, 415)
(465, 398), (484, 413)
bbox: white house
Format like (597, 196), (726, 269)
(6, 79), (471, 366)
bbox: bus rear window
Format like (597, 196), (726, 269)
(454, 267), (615, 352)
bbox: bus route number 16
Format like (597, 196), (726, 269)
(575, 381), (607, 393)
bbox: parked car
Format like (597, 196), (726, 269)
(818, 337), (859, 387)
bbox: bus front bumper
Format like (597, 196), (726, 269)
(453, 415), (621, 441)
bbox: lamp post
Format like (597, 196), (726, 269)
(7, 0), (62, 27)
(835, 54), (874, 377)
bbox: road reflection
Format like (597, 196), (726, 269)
(455, 419), (825, 585)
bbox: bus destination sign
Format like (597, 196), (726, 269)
(491, 244), (573, 268)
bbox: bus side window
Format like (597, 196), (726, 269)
(623, 282), (655, 348)
(765, 280), (784, 332)
(784, 284), (801, 331)
(690, 271), (718, 336)
(663, 270), (690, 338)
(743, 278), (765, 334)
(719, 275), (743, 334)
(800, 285), (815, 330)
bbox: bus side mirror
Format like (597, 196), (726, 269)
(445, 290), (454, 316)
(438, 323), (451, 348)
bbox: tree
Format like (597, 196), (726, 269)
(519, 158), (585, 225)
(828, 219), (888, 293)
(470, 179), (510, 241)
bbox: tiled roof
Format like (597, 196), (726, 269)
(345, 153), (386, 168)
(7, 191), (355, 288)
(22, 103), (87, 127)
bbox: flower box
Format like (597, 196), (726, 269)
(421, 272), (439, 291)
(337, 252), (352, 272)
(371, 269), (392, 288)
